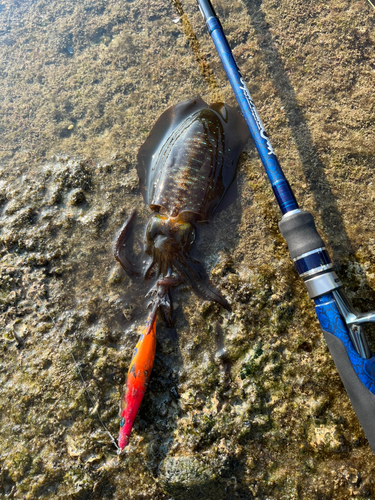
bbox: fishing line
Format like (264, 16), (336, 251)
(68, 347), (120, 453)
(1, 245), (119, 452)
(365, 0), (375, 10)
(48, 311), (120, 453)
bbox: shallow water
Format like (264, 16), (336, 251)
(0, 0), (375, 498)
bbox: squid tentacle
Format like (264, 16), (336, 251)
(173, 254), (231, 311)
(114, 210), (142, 277)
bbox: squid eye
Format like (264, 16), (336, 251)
(175, 222), (195, 248)
(149, 221), (160, 239)
(178, 223), (190, 235)
(147, 216), (165, 240)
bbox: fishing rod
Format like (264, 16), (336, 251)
(196, 0), (375, 453)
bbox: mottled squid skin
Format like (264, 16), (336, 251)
(118, 309), (157, 451)
(115, 98), (249, 308)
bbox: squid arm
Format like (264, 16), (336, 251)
(173, 255), (231, 311)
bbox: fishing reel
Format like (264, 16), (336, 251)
(279, 208), (375, 360)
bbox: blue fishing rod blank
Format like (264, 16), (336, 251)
(197, 0), (375, 453)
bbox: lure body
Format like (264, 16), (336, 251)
(118, 308), (157, 450)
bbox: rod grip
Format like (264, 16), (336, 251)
(279, 210), (325, 259)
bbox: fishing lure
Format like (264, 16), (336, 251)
(118, 302), (157, 450)
(118, 277), (175, 451)
(116, 98), (249, 451)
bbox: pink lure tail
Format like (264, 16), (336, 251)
(118, 310), (157, 452)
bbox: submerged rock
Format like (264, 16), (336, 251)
(0, 0), (375, 498)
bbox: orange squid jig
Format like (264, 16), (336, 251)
(118, 305), (157, 452)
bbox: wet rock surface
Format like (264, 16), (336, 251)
(0, 0), (375, 498)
